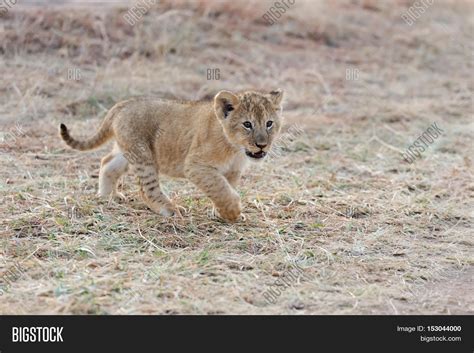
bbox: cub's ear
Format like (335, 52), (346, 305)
(267, 89), (284, 108)
(214, 90), (240, 119)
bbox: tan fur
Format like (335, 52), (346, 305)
(59, 89), (284, 222)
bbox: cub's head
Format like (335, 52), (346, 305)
(214, 89), (284, 160)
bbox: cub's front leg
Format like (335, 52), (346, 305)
(224, 169), (242, 189)
(185, 163), (241, 222)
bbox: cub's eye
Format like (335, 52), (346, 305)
(243, 121), (253, 129)
(266, 121), (274, 128)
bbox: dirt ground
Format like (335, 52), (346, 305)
(0, 0), (472, 314)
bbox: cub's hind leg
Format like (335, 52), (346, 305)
(133, 162), (182, 217)
(124, 145), (180, 217)
(99, 147), (129, 200)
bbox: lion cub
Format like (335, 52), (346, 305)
(59, 89), (284, 222)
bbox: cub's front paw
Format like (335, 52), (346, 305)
(216, 198), (242, 222)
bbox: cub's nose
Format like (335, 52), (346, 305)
(255, 142), (267, 149)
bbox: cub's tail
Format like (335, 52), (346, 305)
(59, 103), (122, 151)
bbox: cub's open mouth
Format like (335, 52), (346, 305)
(245, 150), (267, 159)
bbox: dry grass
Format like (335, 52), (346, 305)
(0, 0), (473, 314)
